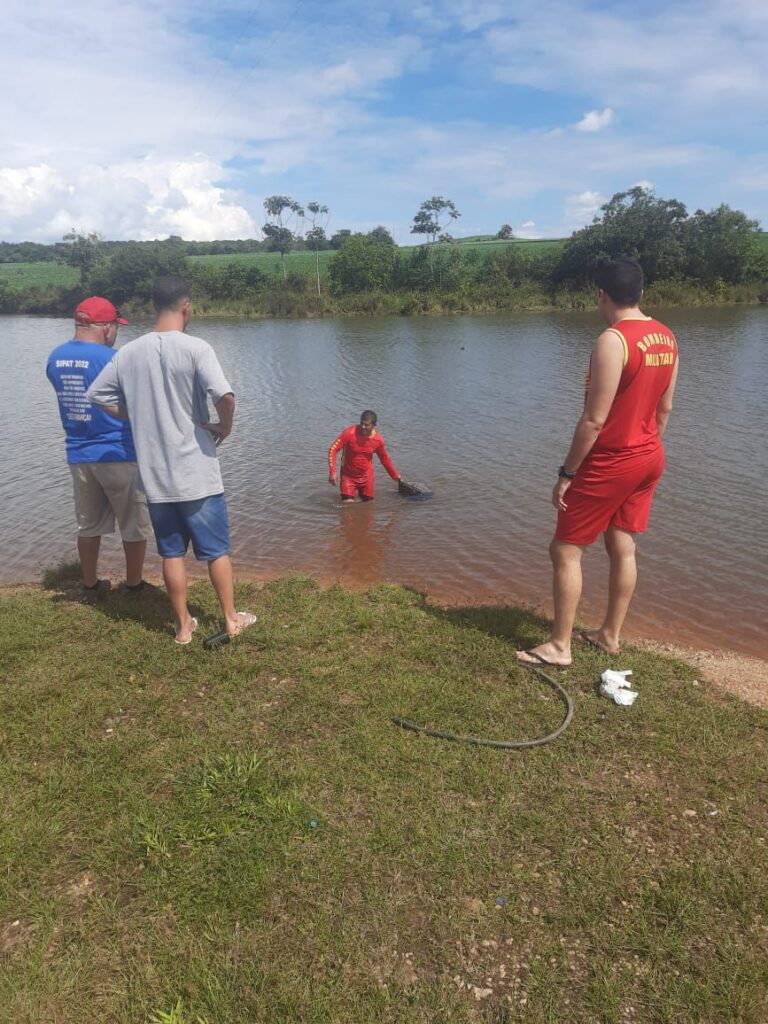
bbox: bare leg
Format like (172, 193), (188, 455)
(123, 540), (147, 587)
(517, 539), (584, 666)
(593, 526), (637, 653)
(163, 556), (195, 642)
(78, 535), (101, 588)
(207, 554), (241, 634)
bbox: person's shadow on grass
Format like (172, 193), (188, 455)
(42, 561), (207, 639)
(423, 599), (553, 655)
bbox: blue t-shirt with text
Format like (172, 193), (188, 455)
(46, 340), (136, 463)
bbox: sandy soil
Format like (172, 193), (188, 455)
(637, 639), (768, 710)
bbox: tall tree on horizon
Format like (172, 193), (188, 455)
(263, 196), (304, 279)
(60, 230), (104, 285)
(410, 197), (461, 245)
(305, 201), (330, 297)
(410, 196), (461, 280)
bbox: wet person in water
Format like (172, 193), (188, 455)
(328, 411), (401, 502)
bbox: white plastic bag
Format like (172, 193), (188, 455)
(599, 669), (639, 706)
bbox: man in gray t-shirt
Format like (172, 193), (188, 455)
(87, 275), (256, 645)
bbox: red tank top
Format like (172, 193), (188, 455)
(587, 317), (678, 456)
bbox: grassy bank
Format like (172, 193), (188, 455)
(3, 274), (767, 322)
(1, 574), (767, 1023)
(0, 240), (566, 294)
(173, 279), (768, 319)
(2, 230), (767, 319)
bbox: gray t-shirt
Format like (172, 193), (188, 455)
(86, 331), (233, 503)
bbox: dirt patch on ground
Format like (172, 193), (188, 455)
(65, 871), (98, 903)
(639, 640), (768, 709)
(1, 918), (37, 959)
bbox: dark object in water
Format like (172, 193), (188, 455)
(204, 630), (231, 650)
(398, 478), (434, 500)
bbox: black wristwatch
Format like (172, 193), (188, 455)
(558, 465), (576, 479)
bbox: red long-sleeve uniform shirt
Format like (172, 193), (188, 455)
(328, 425), (399, 497)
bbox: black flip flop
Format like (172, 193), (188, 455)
(516, 649), (571, 670)
(577, 630), (619, 656)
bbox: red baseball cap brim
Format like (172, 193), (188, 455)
(74, 296), (128, 325)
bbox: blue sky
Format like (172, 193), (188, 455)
(2, 0), (767, 241)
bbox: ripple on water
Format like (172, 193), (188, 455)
(4, 309), (767, 659)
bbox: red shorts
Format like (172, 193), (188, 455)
(340, 472), (374, 499)
(556, 446), (665, 546)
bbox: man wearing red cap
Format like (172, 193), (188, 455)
(46, 297), (152, 596)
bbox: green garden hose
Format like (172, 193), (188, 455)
(391, 662), (574, 749)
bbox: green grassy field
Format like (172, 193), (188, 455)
(1, 572), (767, 1023)
(452, 236), (566, 252)
(188, 237), (566, 280)
(0, 239), (565, 291)
(0, 261), (78, 290)
(189, 249), (331, 277)
(1, 232), (764, 295)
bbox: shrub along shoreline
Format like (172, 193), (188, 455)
(2, 187), (767, 318)
(185, 279), (768, 318)
(3, 277), (767, 320)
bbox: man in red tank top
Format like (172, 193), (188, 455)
(328, 410), (401, 501)
(517, 257), (679, 667)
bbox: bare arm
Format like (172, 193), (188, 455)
(201, 392), (235, 446)
(553, 330), (624, 511)
(85, 356), (126, 418)
(96, 402), (129, 420)
(656, 358), (679, 438)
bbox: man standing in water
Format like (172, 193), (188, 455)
(46, 297), (152, 596)
(517, 257), (679, 667)
(87, 276), (256, 645)
(328, 410), (401, 502)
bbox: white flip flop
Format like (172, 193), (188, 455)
(174, 616), (198, 645)
(231, 611), (257, 636)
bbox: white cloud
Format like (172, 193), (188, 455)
(516, 219), (540, 239)
(565, 191), (605, 228)
(575, 108), (614, 133)
(1, 0), (768, 241)
(483, 0), (768, 120)
(731, 155), (768, 198)
(0, 0), (421, 240)
(0, 159), (258, 242)
(453, 1), (507, 31)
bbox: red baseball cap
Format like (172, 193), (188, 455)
(74, 296), (128, 325)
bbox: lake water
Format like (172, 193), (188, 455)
(3, 307), (766, 659)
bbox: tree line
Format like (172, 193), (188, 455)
(0, 187), (766, 316)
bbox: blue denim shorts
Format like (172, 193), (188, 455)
(148, 493), (231, 561)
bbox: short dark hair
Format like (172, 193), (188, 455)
(153, 275), (191, 312)
(594, 257), (644, 305)
(360, 410), (377, 424)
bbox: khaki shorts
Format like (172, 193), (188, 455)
(69, 462), (153, 542)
